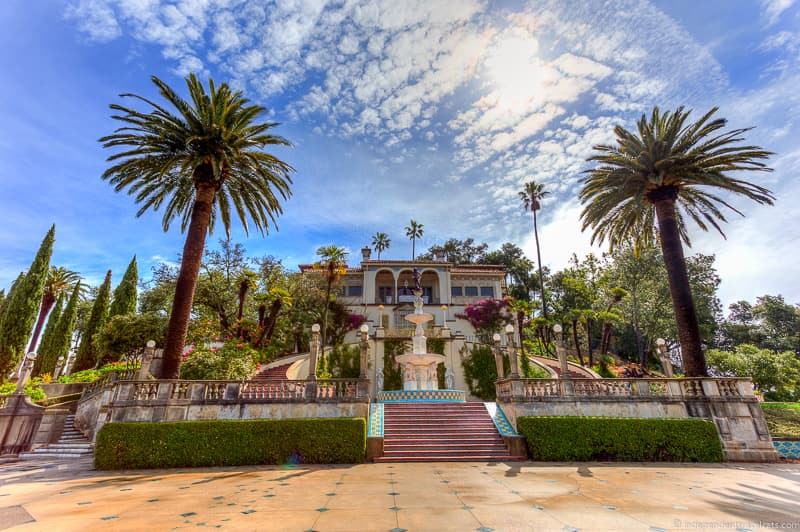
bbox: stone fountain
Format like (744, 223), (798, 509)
(394, 272), (446, 390)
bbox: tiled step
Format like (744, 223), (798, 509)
(385, 443), (509, 452)
(375, 455), (526, 463)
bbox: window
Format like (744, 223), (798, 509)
(480, 286), (494, 297)
(464, 286), (479, 297)
(451, 286), (463, 297)
(347, 285), (363, 297)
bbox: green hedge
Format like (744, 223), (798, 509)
(517, 416), (724, 462)
(95, 418), (366, 470)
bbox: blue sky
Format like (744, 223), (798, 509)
(0, 0), (798, 308)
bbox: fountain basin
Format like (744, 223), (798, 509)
(395, 353), (445, 366)
(405, 313), (433, 325)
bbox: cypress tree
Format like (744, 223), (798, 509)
(73, 270), (112, 371)
(32, 292), (65, 376)
(47, 282), (81, 375)
(0, 273), (24, 328)
(109, 256), (138, 318)
(0, 225), (55, 379)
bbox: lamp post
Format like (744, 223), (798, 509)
(53, 355), (65, 380)
(492, 333), (504, 380)
(309, 324), (320, 381)
(15, 353), (36, 394)
(137, 340), (157, 380)
(440, 305), (448, 325)
(505, 323), (519, 378)
(553, 324), (570, 379)
(656, 338), (673, 378)
(359, 323), (369, 379)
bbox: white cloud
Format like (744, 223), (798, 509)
(65, 0), (121, 41)
(761, 0), (796, 25)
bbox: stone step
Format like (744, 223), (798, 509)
(19, 452), (92, 460)
(385, 443), (508, 451)
(34, 446), (92, 452)
(375, 455), (525, 463)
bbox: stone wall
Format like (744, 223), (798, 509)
(0, 395), (43, 455)
(496, 377), (778, 462)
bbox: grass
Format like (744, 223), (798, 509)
(762, 402), (800, 438)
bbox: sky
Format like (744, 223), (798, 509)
(0, 0), (798, 311)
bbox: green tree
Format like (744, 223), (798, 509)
(47, 282), (82, 373)
(519, 180), (551, 320)
(581, 107), (773, 376)
(96, 312), (168, 365)
(371, 232), (391, 260)
(109, 256), (138, 318)
(0, 273), (23, 328)
(73, 270), (112, 371)
(0, 225), (55, 379)
(419, 238), (489, 264)
(707, 344), (800, 400)
(100, 74), (294, 378)
(28, 266), (81, 353)
(404, 220), (424, 260)
(32, 291), (65, 376)
(314, 245), (348, 351)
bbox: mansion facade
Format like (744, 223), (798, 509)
(301, 247), (507, 341)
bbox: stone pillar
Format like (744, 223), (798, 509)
(136, 340), (157, 380)
(53, 356), (65, 380)
(492, 333), (504, 380)
(62, 353), (76, 376)
(656, 339), (674, 377)
(440, 305), (448, 325)
(359, 324), (369, 379)
(505, 325), (519, 378)
(15, 353), (36, 393)
(308, 324), (320, 380)
(553, 325), (570, 379)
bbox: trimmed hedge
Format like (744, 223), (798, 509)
(517, 416), (724, 462)
(95, 418), (366, 470)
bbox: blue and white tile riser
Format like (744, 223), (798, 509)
(377, 389), (466, 403)
(773, 439), (800, 459)
(368, 403), (383, 437)
(484, 402), (518, 437)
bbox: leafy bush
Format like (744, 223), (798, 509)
(593, 355), (618, 378)
(456, 298), (511, 342)
(95, 418), (366, 469)
(517, 417), (724, 462)
(707, 344), (800, 400)
(95, 312), (167, 366)
(762, 402), (800, 438)
(462, 344), (508, 400)
(0, 378), (47, 401)
(57, 361), (139, 384)
(382, 339), (406, 391)
(180, 342), (257, 380)
(325, 344), (361, 378)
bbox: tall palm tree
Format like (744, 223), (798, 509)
(315, 245), (348, 353)
(519, 181), (551, 320)
(405, 220), (424, 260)
(371, 232), (391, 259)
(27, 267), (81, 353)
(580, 106), (773, 376)
(100, 74), (294, 378)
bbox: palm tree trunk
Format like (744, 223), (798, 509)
(320, 277), (332, 359)
(653, 195), (707, 376)
(27, 293), (55, 353)
(532, 210), (548, 321)
(411, 238), (416, 260)
(161, 181), (216, 379)
(585, 320), (594, 366)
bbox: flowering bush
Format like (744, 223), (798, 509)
(180, 342), (257, 380)
(456, 298), (511, 341)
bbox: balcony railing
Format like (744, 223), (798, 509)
(495, 377), (754, 402)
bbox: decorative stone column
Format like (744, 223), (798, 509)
(359, 324), (369, 379)
(136, 340), (157, 380)
(492, 333), (504, 379)
(62, 353), (76, 376)
(440, 305), (448, 325)
(656, 338), (674, 377)
(553, 324), (573, 396)
(15, 353), (36, 393)
(505, 324), (519, 378)
(53, 356), (65, 380)
(308, 324), (320, 381)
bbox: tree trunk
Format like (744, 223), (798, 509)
(411, 238), (416, 260)
(585, 320), (594, 366)
(161, 180), (216, 379)
(634, 325), (645, 367)
(27, 292), (55, 353)
(532, 209), (548, 321)
(516, 310), (526, 365)
(571, 319), (584, 366)
(320, 275), (332, 353)
(652, 194), (707, 376)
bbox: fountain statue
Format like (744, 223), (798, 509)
(394, 269), (447, 390)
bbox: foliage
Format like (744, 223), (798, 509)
(371, 232), (391, 259)
(457, 298), (511, 342)
(761, 405), (800, 438)
(461, 344), (507, 400)
(32, 291), (64, 376)
(326, 344), (361, 378)
(519, 179), (551, 319)
(717, 295), (800, 353)
(73, 270), (112, 371)
(95, 312), (168, 366)
(706, 344), (800, 400)
(0, 273), (23, 332)
(43, 283), (82, 374)
(382, 339), (406, 391)
(522, 358), (550, 378)
(95, 418), (366, 469)
(315, 245), (348, 350)
(518, 416), (723, 462)
(404, 219), (424, 259)
(179, 342), (258, 380)
(56, 361), (138, 384)
(108, 256), (138, 318)
(419, 238), (487, 264)
(593, 355), (618, 378)
(0, 226), (54, 380)
(0, 377), (48, 402)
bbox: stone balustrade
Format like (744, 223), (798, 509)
(496, 377), (753, 402)
(80, 369), (137, 399)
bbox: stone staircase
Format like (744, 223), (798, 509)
(251, 361), (295, 381)
(376, 402), (525, 462)
(19, 414), (93, 460)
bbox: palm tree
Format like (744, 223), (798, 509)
(315, 245), (348, 353)
(100, 74), (294, 378)
(405, 220), (424, 260)
(580, 106), (773, 376)
(371, 232), (391, 259)
(519, 181), (551, 321)
(27, 267), (81, 353)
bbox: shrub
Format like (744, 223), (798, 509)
(326, 344), (361, 378)
(57, 361), (139, 384)
(95, 312), (167, 366)
(517, 417), (724, 462)
(382, 339), (406, 390)
(180, 342), (257, 380)
(0, 379), (47, 401)
(707, 344), (800, 400)
(95, 418), (366, 469)
(461, 344), (508, 400)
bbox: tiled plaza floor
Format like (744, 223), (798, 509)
(0, 458), (799, 531)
